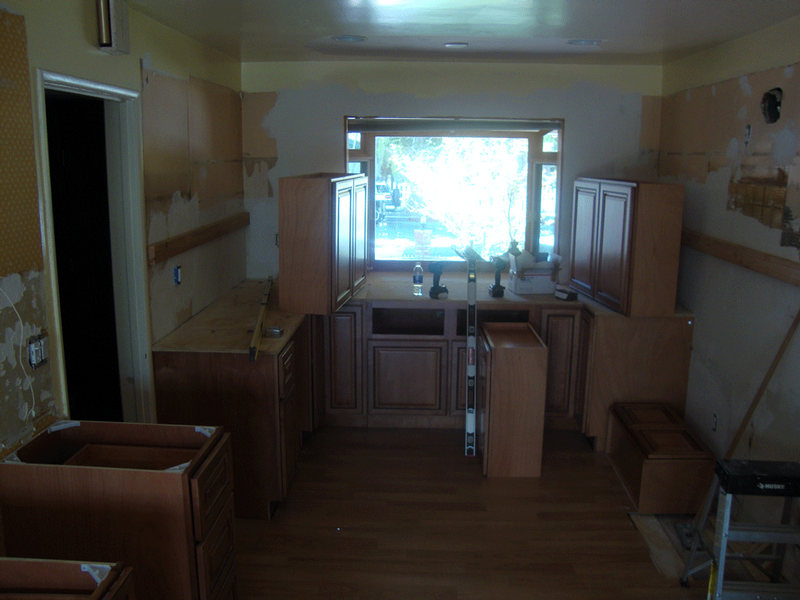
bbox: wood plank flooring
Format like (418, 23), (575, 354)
(236, 427), (707, 599)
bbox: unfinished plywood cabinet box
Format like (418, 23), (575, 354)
(607, 402), (715, 514)
(0, 558), (135, 599)
(569, 178), (684, 317)
(279, 173), (368, 314)
(0, 421), (237, 600)
(477, 322), (548, 477)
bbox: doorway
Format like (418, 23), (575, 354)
(45, 90), (123, 421)
(37, 71), (155, 424)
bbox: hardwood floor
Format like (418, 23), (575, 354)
(236, 427), (707, 599)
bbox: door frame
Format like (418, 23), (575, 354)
(34, 70), (155, 423)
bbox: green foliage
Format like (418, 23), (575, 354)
(375, 135), (528, 257)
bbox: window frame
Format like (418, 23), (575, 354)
(346, 118), (562, 271)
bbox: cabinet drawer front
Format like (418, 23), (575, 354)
(191, 434), (234, 541)
(279, 339), (295, 398)
(196, 494), (236, 600)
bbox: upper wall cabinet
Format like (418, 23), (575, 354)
(568, 178), (684, 317)
(279, 173), (368, 314)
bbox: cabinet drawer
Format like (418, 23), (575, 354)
(278, 340), (295, 398)
(196, 494), (236, 600)
(191, 433), (234, 541)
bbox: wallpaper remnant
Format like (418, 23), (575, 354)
(0, 11), (43, 275)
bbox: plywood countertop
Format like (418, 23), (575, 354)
(153, 279), (304, 355)
(354, 270), (573, 307)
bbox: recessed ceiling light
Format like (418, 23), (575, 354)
(444, 42), (469, 49)
(566, 39), (602, 46)
(333, 34), (367, 43)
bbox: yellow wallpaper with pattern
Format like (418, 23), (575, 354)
(1, 10), (43, 275)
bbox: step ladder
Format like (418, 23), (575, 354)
(681, 459), (800, 599)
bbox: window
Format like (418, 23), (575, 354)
(346, 117), (562, 268)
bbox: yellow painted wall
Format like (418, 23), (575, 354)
(242, 60), (663, 97)
(663, 14), (800, 95)
(3, 0), (240, 92)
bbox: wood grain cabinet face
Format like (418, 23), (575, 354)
(0, 558), (136, 599)
(154, 321), (310, 518)
(540, 307), (582, 426)
(476, 323), (548, 478)
(368, 341), (448, 414)
(279, 173), (368, 315)
(326, 304), (364, 420)
(0, 422), (237, 600)
(568, 178), (684, 317)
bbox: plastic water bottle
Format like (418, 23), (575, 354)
(412, 262), (423, 296)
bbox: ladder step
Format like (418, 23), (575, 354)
(722, 580), (800, 599)
(727, 523), (800, 545)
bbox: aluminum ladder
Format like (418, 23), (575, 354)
(681, 459), (800, 599)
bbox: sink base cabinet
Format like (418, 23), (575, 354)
(0, 422), (236, 600)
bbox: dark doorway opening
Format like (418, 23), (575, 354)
(45, 90), (123, 422)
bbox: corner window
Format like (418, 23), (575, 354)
(346, 117), (562, 268)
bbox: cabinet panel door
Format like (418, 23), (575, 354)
(541, 309), (580, 420)
(352, 177), (368, 294)
(569, 181), (599, 296)
(595, 184), (633, 314)
(328, 306), (362, 412)
(369, 343), (446, 412)
(334, 180), (353, 311)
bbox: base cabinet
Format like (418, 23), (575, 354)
(154, 320), (308, 519)
(0, 558), (136, 599)
(477, 323), (548, 477)
(0, 422), (236, 600)
(607, 403), (715, 514)
(368, 341), (448, 414)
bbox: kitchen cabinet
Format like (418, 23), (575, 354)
(607, 403), (714, 514)
(0, 422), (236, 600)
(569, 178), (684, 317)
(476, 322), (548, 477)
(279, 173), (368, 315)
(368, 340), (448, 416)
(0, 558), (136, 599)
(539, 306), (583, 428)
(325, 302), (366, 426)
(581, 304), (694, 451)
(152, 280), (309, 519)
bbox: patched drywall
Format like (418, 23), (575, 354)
(0, 272), (57, 452)
(142, 68), (247, 342)
(661, 61), (800, 256)
(670, 60), (800, 491)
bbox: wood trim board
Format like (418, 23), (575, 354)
(682, 229), (800, 287)
(147, 212), (249, 265)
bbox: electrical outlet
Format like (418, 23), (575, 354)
(173, 265), (181, 285)
(28, 334), (48, 369)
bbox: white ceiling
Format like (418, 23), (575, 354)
(127, 0), (800, 64)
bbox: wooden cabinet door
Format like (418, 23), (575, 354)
(352, 177), (368, 294)
(328, 304), (362, 413)
(569, 180), (599, 297)
(541, 308), (581, 426)
(368, 341), (447, 413)
(334, 179), (354, 311)
(594, 183), (633, 314)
